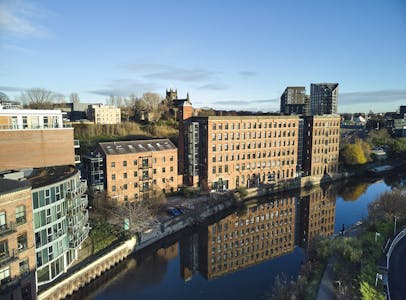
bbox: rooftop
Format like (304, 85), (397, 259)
(98, 138), (177, 156)
(0, 178), (31, 196)
(191, 115), (300, 121)
(27, 165), (78, 189)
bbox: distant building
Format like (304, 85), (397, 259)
(95, 139), (178, 203)
(0, 109), (78, 171)
(165, 89), (193, 121)
(302, 115), (341, 178)
(87, 104), (121, 124)
(0, 179), (36, 300)
(310, 83), (339, 115)
(280, 86), (306, 115)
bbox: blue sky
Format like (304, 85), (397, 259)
(1, 0), (405, 113)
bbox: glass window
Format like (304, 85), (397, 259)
(16, 206), (26, 225)
(123, 161), (127, 167)
(0, 240), (8, 258)
(0, 212), (6, 230)
(111, 162), (115, 168)
(17, 233), (28, 252)
(19, 259), (29, 275)
(0, 267), (10, 283)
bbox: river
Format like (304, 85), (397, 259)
(71, 172), (406, 300)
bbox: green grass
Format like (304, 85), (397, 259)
(89, 218), (121, 254)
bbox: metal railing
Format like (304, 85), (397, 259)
(0, 222), (17, 237)
(68, 225), (90, 249)
(0, 250), (18, 267)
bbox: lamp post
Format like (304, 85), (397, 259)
(394, 215), (398, 237)
(375, 232), (380, 242)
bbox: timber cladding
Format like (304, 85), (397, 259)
(0, 129), (75, 171)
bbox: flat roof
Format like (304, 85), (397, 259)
(0, 179), (31, 196)
(99, 138), (177, 156)
(191, 115), (300, 121)
(27, 165), (78, 189)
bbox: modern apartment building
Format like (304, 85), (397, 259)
(27, 166), (89, 287)
(280, 86), (306, 115)
(0, 108), (78, 170)
(302, 115), (341, 178)
(181, 115), (300, 191)
(95, 139), (178, 203)
(82, 152), (105, 200)
(87, 104), (121, 124)
(310, 83), (339, 115)
(0, 179), (36, 300)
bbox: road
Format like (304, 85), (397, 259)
(389, 234), (406, 300)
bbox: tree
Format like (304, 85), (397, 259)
(368, 190), (406, 223)
(70, 93), (80, 104)
(341, 140), (370, 165)
(393, 138), (406, 155)
(21, 88), (56, 109)
(366, 129), (393, 148)
(142, 92), (161, 111)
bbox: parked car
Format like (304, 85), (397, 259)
(167, 208), (182, 217)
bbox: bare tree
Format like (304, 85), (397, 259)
(108, 200), (158, 234)
(70, 93), (80, 104)
(21, 88), (56, 109)
(142, 92), (162, 111)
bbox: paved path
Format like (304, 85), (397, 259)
(316, 223), (364, 300)
(316, 257), (336, 300)
(388, 234), (406, 300)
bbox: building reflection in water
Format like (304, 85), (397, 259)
(180, 185), (336, 281)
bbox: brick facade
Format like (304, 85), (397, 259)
(96, 139), (178, 203)
(302, 115), (340, 178)
(0, 129), (75, 171)
(0, 180), (36, 300)
(183, 116), (300, 191)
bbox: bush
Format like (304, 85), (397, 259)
(236, 187), (248, 198)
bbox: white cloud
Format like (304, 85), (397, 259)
(0, 0), (49, 37)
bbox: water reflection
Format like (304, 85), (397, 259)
(179, 185), (336, 281)
(89, 173), (406, 299)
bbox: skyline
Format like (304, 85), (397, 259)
(1, 0), (406, 113)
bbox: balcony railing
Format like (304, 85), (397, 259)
(0, 223), (17, 237)
(0, 250), (18, 268)
(66, 180), (87, 199)
(69, 225), (90, 249)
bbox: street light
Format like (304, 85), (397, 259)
(394, 215), (399, 237)
(375, 273), (383, 287)
(375, 232), (381, 242)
